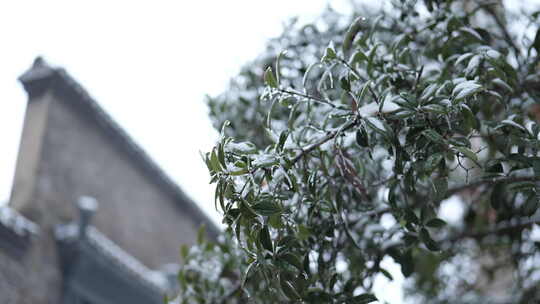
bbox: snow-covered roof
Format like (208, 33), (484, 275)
(55, 223), (169, 294)
(0, 206), (39, 237)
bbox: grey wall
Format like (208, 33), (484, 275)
(32, 89), (199, 268)
(1, 64), (212, 304)
(0, 236), (62, 304)
(2, 91), (62, 304)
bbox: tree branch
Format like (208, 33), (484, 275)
(445, 215), (540, 245)
(278, 88), (337, 109)
(361, 176), (539, 219)
(291, 119), (358, 165)
(481, 4), (522, 62)
(444, 175), (540, 199)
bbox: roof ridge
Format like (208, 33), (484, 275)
(19, 58), (221, 238)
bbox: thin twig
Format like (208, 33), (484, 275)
(369, 175), (396, 188)
(481, 4), (522, 64)
(367, 86), (380, 104)
(413, 65), (424, 94)
(278, 88), (336, 108)
(291, 119), (359, 165)
(339, 58), (365, 81)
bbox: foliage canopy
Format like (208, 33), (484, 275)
(177, 1), (540, 303)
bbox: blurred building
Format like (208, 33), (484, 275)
(0, 58), (219, 304)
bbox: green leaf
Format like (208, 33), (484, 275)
(425, 153), (444, 172)
(455, 52), (474, 66)
(197, 224), (206, 245)
(492, 78), (513, 93)
(177, 271), (186, 290)
(400, 249), (414, 277)
(298, 225), (311, 241)
(259, 225), (273, 252)
(356, 127), (369, 147)
(404, 169), (415, 192)
(340, 76), (351, 91)
(533, 27), (540, 54)
(485, 161), (504, 174)
(228, 165), (249, 176)
(349, 50), (368, 65)
(491, 183), (506, 210)
(306, 289), (332, 303)
(343, 16), (364, 55)
(522, 193), (539, 216)
(426, 218), (447, 228)
(402, 233), (418, 246)
(322, 42), (337, 62)
(454, 146), (479, 164)
(303, 253), (311, 275)
(422, 129), (445, 144)
(281, 252), (303, 271)
(367, 43), (381, 75)
(533, 159), (540, 178)
(452, 80), (482, 101)
(346, 293), (378, 304)
(268, 214), (285, 229)
(241, 261), (257, 289)
(252, 200), (282, 216)
(275, 50), (287, 84)
(461, 104), (478, 132)
(365, 117), (390, 140)
(420, 83), (438, 102)
(379, 267), (394, 281)
(264, 66), (279, 88)
(459, 27), (485, 43)
(404, 209), (420, 225)
(252, 154), (279, 168)
(278, 235), (297, 247)
(448, 136), (470, 148)
(420, 228), (440, 251)
(217, 142), (226, 167)
(280, 275), (301, 300)
(303, 62), (321, 88)
(228, 141), (257, 154)
(465, 54), (481, 76)
(432, 177), (448, 201)
(210, 149), (222, 172)
(180, 244), (189, 260)
(508, 181), (536, 192)
(278, 130), (289, 152)
(498, 119), (526, 133)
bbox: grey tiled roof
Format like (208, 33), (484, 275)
(19, 57), (220, 238)
(55, 223), (169, 294)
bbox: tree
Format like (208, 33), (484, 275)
(175, 1), (540, 303)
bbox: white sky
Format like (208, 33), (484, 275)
(0, 1), (408, 302)
(0, 0), (352, 218)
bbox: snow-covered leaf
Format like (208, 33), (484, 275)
(452, 80), (482, 101)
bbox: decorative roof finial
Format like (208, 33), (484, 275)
(32, 56), (46, 68)
(76, 196), (98, 240)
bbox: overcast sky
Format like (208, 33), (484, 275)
(0, 0), (353, 216)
